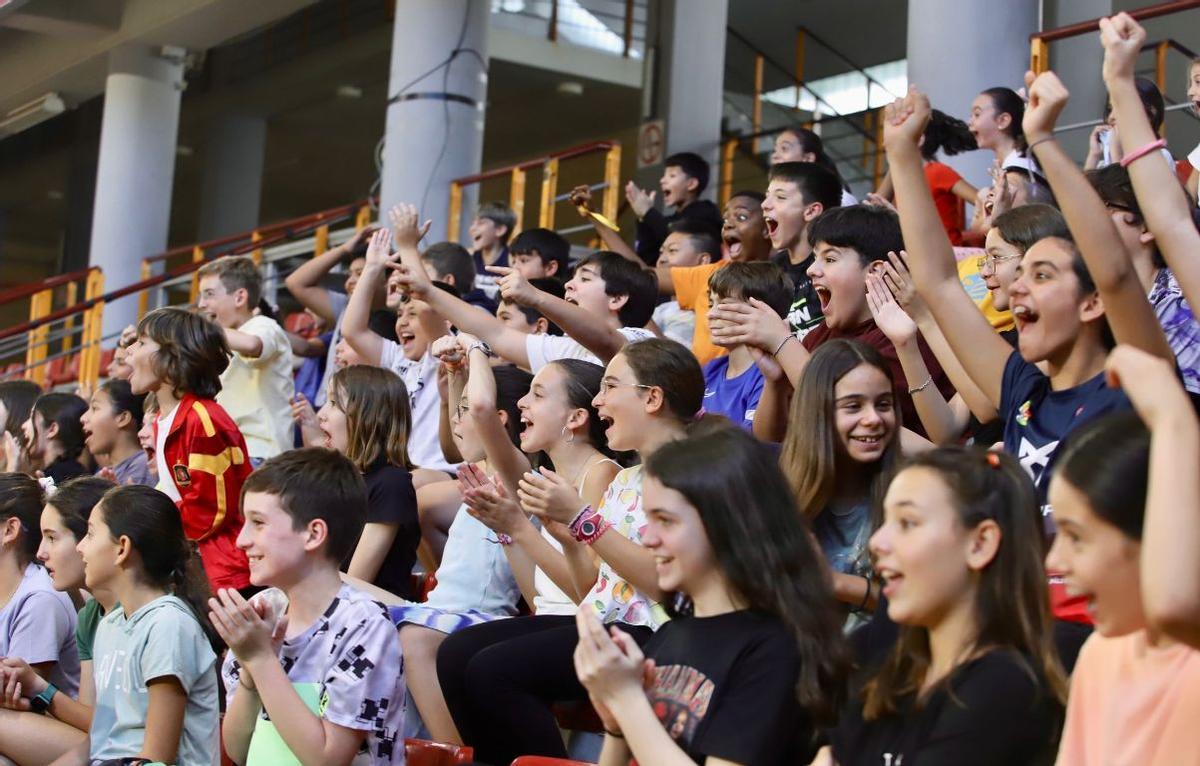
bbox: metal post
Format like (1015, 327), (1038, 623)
(1030, 36), (1049, 74)
(448, 181), (463, 241)
(623, 0), (634, 57)
(188, 246), (205, 304)
(752, 54), (764, 154)
(25, 289), (52, 386)
(720, 138), (737, 206)
(602, 144), (622, 224)
(510, 168), (527, 237)
(539, 157), (560, 230)
(61, 281), (78, 355)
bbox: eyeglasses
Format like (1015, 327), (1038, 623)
(975, 252), (1023, 273)
(598, 379), (655, 396)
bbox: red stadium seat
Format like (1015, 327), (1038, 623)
(405, 738), (475, 766)
(511, 757), (596, 766)
(99, 347), (115, 374)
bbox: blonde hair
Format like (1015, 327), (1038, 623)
(328, 365), (413, 471)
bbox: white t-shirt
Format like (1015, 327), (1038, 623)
(525, 327), (655, 373)
(155, 403), (182, 502)
(217, 315), (295, 460)
(651, 301), (695, 349)
(377, 343), (454, 473)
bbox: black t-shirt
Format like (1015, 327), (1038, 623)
(45, 457), (89, 485)
(769, 250), (825, 338)
(639, 610), (815, 765)
(361, 460), (421, 600)
(635, 200), (724, 266)
(830, 651), (1063, 766)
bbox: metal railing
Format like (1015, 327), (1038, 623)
(1030, 0), (1200, 74)
(448, 139), (621, 241)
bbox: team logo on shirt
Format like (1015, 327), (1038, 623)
(1016, 400), (1032, 426)
(172, 463), (192, 487)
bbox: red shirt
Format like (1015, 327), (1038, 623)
(925, 161), (966, 246)
(157, 394), (252, 591)
(802, 319), (956, 440)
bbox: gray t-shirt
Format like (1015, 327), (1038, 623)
(90, 595), (219, 766)
(222, 584), (406, 766)
(0, 563), (79, 697)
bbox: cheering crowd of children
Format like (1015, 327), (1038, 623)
(1, 12), (1200, 766)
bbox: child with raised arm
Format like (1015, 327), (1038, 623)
(343, 226), (456, 474)
(284, 225), (379, 406)
(125, 307), (252, 593)
(386, 204), (656, 374)
(629, 152), (723, 267)
(214, 448), (405, 766)
(198, 255), (296, 462)
(883, 85), (1136, 628)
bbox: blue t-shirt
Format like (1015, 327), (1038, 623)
(999, 351), (1131, 509)
(702, 356), (765, 430)
(813, 501), (872, 577)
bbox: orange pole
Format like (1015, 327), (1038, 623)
(602, 144), (622, 225)
(1030, 36), (1050, 75)
(355, 205), (372, 230)
(189, 246), (205, 304)
(314, 224), (330, 256)
(510, 168), (527, 237)
(539, 157), (560, 230)
(622, 0), (633, 57)
(720, 138), (737, 206)
(24, 288), (52, 386)
(61, 281), (78, 355)
(448, 182), (463, 241)
(137, 259), (152, 320)
(78, 270), (105, 391)
(251, 230), (263, 265)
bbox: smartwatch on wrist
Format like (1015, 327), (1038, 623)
(29, 682), (57, 714)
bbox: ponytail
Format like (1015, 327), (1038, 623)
(97, 485), (222, 651)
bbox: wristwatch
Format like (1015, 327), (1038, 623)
(29, 682), (57, 714)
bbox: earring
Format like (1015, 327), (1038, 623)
(560, 424), (575, 445)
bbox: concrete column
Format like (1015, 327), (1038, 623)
(380, 0), (488, 243)
(907, 0), (1038, 187)
(642, 0), (728, 195)
(197, 113), (266, 241)
(88, 45), (183, 336)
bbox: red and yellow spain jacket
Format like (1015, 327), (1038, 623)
(158, 394), (252, 591)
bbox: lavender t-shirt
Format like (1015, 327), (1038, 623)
(0, 563), (80, 697)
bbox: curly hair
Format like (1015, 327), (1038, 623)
(136, 307), (230, 399)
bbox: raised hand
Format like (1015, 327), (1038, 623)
(431, 334), (467, 370)
(488, 265), (541, 307)
(624, 181), (656, 219)
(344, 224), (380, 253)
(388, 203), (433, 251)
(290, 393), (323, 447)
(1099, 12), (1146, 84)
(882, 85), (932, 150)
(866, 273), (917, 346)
(568, 184), (594, 213)
(1105, 344), (1192, 429)
(364, 228), (394, 269)
(1023, 70), (1070, 144)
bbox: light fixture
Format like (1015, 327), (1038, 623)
(0, 92), (66, 136)
(336, 85), (363, 99)
(557, 81), (584, 96)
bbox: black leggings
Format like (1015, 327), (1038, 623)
(437, 614), (653, 766)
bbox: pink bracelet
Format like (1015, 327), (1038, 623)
(568, 505), (609, 544)
(1119, 138), (1167, 168)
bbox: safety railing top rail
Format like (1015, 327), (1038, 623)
(1030, 0), (1200, 73)
(451, 140), (619, 187)
(0, 267), (99, 309)
(143, 199), (368, 265)
(0, 199), (369, 344)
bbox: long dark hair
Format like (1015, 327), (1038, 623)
(982, 86), (1027, 151)
(97, 379), (145, 431)
(780, 126), (850, 192)
(48, 476), (115, 540)
(0, 380), (41, 453)
(863, 447), (1067, 719)
(546, 359), (615, 459)
(0, 472), (44, 564)
(32, 393), (89, 462)
(493, 364), (535, 446)
(97, 485), (221, 651)
(644, 424), (847, 723)
(921, 109), (977, 160)
(1053, 411), (1148, 540)
(780, 340), (900, 519)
